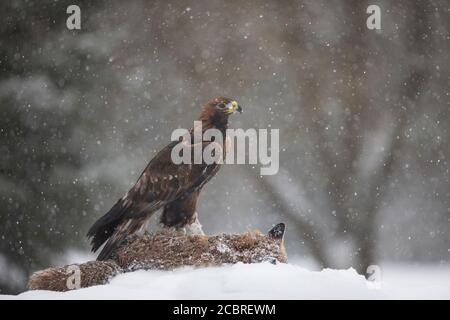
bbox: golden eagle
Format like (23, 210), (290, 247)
(87, 97), (242, 260)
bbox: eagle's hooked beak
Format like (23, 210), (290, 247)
(227, 100), (243, 114)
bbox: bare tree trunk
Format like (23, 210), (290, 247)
(244, 169), (331, 268)
(355, 0), (432, 276)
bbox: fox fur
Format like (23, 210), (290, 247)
(27, 223), (287, 292)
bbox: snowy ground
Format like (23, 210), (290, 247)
(2, 262), (450, 299)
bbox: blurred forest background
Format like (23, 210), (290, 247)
(1, 0), (449, 294)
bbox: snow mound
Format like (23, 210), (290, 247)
(2, 263), (450, 299)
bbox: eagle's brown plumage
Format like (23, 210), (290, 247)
(87, 97), (242, 260)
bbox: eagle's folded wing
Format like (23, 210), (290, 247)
(88, 139), (222, 260)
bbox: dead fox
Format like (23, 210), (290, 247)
(27, 223), (287, 292)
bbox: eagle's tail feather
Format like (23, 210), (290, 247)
(96, 217), (148, 261)
(87, 199), (130, 256)
(88, 197), (160, 261)
(95, 232), (123, 261)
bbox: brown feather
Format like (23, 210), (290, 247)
(87, 97), (238, 260)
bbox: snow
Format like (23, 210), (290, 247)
(2, 263), (450, 300)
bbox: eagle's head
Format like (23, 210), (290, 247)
(199, 96), (242, 128)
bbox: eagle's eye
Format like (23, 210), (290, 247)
(216, 103), (226, 109)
